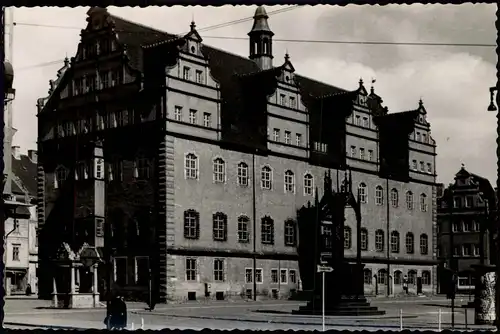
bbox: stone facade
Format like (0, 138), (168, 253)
(37, 6), (439, 302)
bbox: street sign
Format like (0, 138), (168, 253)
(317, 265), (334, 273)
(320, 252), (332, 264)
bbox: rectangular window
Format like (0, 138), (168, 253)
(245, 268), (253, 283)
(289, 96), (296, 108)
(214, 259), (225, 282)
(183, 66), (191, 80)
(134, 257), (149, 286)
(174, 106), (183, 121)
(195, 70), (203, 84)
(261, 218), (274, 245)
(114, 257), (127, 285)
(362, 117), (369, 127)
(271, 269), (278, 283)
(289, 270), (297, 284)
(203, 112), (211, 127)
(255, 269), (263, 283)
(189, 109), (197, 124)
(12, 244), (20, 261)
(427, 163), (432, 173)
(280, 269), (287, 284)
(100, 71), (109, 89)
(237, 163), (249, 187)
(238, 217), (250, 243)
(359, 148), (365, 160)
(452, 222), (459, 232)
(295, 134), (302, 146)
(422, 133), (427, 143)
(412, 160), (417, 170)
(280, 94), (286, 106)
(284, 131), (291, 144)
(462, 244), (472, 256)
(416, 132), (421, 141)
(273, 129), (280, 142)
(350, 146), (356, 157)
(465, 196), (473, 208)
(111, 68), (122, 86)
(186, 258), (197, 281)
(368, 150), (373, 161)
(473, 244), (480, 256)
(86, 75), (96, 92)
(360, 231), (368, 251)
(355, 115), (361, 126)
(454, 197), (461, 208)
(420, 161), (425, 171)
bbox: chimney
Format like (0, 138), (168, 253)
(12, 146), (20, 160)
(28, 150), (37, 163)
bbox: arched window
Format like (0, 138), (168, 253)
(183, 210), (200, 239)
(377, 269), (387, 285)
(75, 161), (88, 181)
(422, 270), (431, 285)
(263, 37), (269, 54)
(375, 185), (384, 205)
(408, 270), (417, 285)
(237, 162), (249, 186)
(304, 173), (314, 196)
(237, 216), (250, 243)
(213, 212), (228, 241)
(360, 228), (368, 251)
(391, 231), (400, 253)
(375, 229), (384, 252)
(344, 226), (352, 249)
(261, 166), (272, 190)
(54, 165), (68, 189)
(185, 153), (198, 179)
(420, 193), (428, 212)
(406, 232), (415, 254)
(420, 234), (429, 255)
(390, 188), (399, 207)
(284, 170), (295, 193)
(394, 270), (403, 285)
(363, 269), (372, 284)
(284, 220), (296, 246)
(406, 191), (414, 210)
(213, 158), (226, 183)
(261, 216), (274, 245)
(358, 183), (367, 203)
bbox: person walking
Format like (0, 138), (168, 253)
(105, 295), (127, 330)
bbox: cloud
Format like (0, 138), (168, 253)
(9, 4), (497, 186)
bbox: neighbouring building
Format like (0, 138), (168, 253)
(37, 6), (439, 302)
(4, 147), (38, 295)
(436, 166), (497, 294)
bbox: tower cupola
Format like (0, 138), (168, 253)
(248, 6), (274, 70)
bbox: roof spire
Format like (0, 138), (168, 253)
(370, 78), (376, 95)
(419, 97), (423, 107)
(190, 13), (196, 32)
(250, 6), (272, 34)
(64, 57), (69, 67)
(284, 50), (290, 62)
(359, 78), (363, 87)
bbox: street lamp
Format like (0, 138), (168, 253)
(487, 85), (499, 330)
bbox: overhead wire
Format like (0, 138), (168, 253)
(13, 4), (494, 72)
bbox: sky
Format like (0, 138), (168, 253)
(7, 4), (498, 186)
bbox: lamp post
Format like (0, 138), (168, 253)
(487, 85), (500, 330)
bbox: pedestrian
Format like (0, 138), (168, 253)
(403, 275), (409, 295)
(25, 283), (32, 296)
(116, 295), (128, 329)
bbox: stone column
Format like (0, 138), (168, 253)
(52, 276), (58, 308)
(70, 263), (76, 294)
(93, 264), (100, 307)
(472, 264), (496, 325)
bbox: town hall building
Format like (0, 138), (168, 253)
(36, 6), (438, 302)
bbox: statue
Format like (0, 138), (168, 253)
(293, 170), (385, 316)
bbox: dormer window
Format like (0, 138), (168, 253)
(416, 132), (421, 141)
(183, 67), (191, 81)
(195, 70), (203, 84)
(363, 117), (369, 127)
(289, 96), (296, 109)
(422, 133), (427, 143)
(100, 71), (109, 89)
(280, 94), (286, 106)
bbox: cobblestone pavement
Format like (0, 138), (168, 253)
(4, 295), (495, 331)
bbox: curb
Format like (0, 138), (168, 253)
(4, 322), (91, 330)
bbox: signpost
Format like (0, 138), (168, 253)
(317, 265), (334, 331)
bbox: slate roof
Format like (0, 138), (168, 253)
(107, 12), (347, 98)
(11, 154), (37, 197)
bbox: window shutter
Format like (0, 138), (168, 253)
(212, 213), (216, 240)
(293, 222), (298, 246)
(271, 220), (275, 245)
(183, 211), (189, 238)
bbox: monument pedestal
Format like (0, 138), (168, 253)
(293, 262), (385, 316)
(471, 264), (496, 325)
